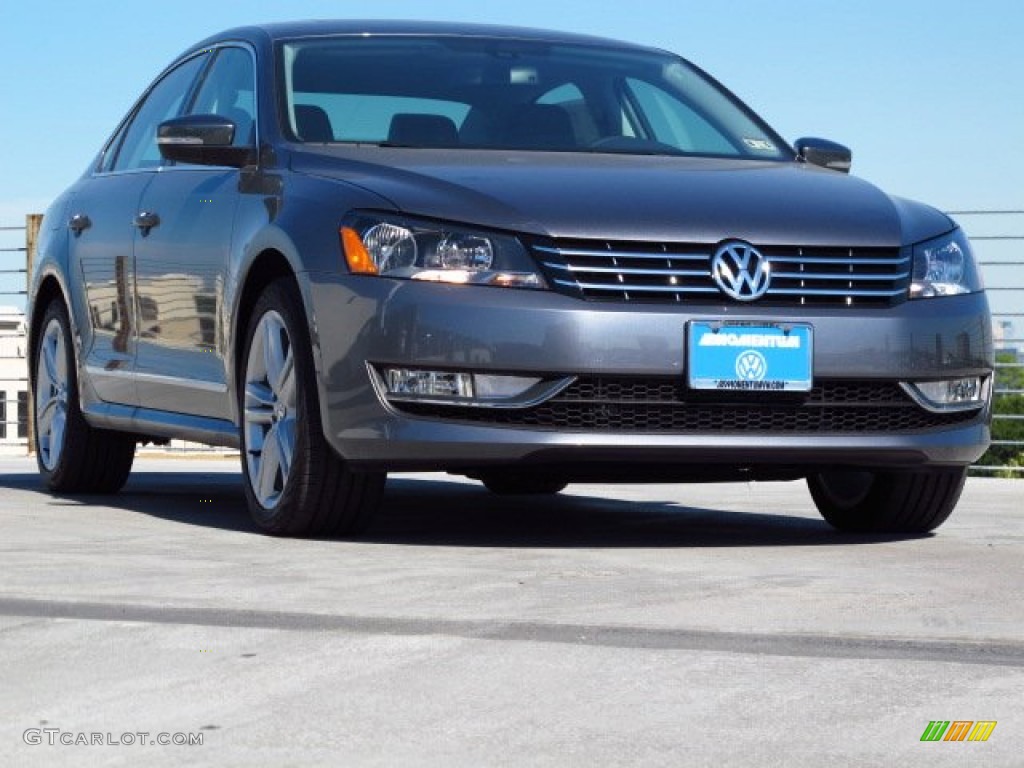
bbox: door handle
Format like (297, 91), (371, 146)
(133, 211), (160, 235)
(68, 213), (91, 235)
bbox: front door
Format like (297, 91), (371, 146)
(131, 169), (239, 416)
(131, 46), (256, 419)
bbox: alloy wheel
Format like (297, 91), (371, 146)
(243, 310), (296, 509)
(35, 318), (69, 471)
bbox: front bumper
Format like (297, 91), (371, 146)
(305, 273), (993, 473)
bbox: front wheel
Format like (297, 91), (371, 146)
(807, 467), (968, 533)
(239, 278), (385, 537)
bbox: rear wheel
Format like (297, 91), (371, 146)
(239, 278), (385, 537)
(807, 467), (968, 533)
(33, 301), (136, 493)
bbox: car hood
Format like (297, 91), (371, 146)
(290, 148), (952, 247)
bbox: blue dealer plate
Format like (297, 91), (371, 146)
(687, 322), (813, 392)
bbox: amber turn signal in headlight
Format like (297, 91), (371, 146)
(341, 227), (378, 275)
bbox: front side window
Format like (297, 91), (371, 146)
(189, 47), (256, 147)
(110, 53), (208, 172)
(278, 36), (788, 158)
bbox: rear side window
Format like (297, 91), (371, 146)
(110, 53), (208, 172)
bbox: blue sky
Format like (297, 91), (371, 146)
(1, 0), (1021, 310)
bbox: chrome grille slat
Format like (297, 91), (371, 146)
(535, 239), (909, 306)
(771, 270), (910, 281)
(544, 262), (710, 277)
(534, 245), (707, 261)
(554, 279), (719, 293)
(769, 255), (910, 265)
(766, 287), (906, 297)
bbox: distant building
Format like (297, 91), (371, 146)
(0, 306), (28, 448)
(993, 319), (1019, 360)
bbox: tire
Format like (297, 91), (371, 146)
(33, 301), (136, 493)
(479, 472), (568, 496)
(239, 277), (385, 537)
(807, 467), (968, 533)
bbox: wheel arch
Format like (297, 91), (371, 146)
(229, 247), (322, 426)
(28, 273), (71, 389)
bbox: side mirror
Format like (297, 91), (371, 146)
(795, 137), (852, 174)
(157, 114), (253, 168)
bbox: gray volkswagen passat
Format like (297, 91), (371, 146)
(28, 21), (992, 536)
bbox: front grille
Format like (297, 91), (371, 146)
(533, 240), (910, 307)
(393, 377), (978, 433)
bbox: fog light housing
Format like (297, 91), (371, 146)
(378, 366), (556, 406)
(902, 377), (989, 413)
(386, 369), (474, 398)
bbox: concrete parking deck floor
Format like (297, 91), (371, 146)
(0, 456), (1021, 766)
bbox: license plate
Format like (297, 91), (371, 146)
(687, 322), (813, 392)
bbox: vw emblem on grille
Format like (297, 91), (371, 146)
(735, 350), (767, 381)
(711, 241), (771, 301)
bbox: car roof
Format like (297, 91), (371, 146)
(189, 19), (659, 55)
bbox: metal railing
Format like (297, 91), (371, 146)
(0, 220), (29, 450)
(1, 211), (1022, 471)
(0, 223), (27, 299)
(949, 210), (1024, 475)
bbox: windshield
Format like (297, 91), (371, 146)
(279, 36), (789, 159)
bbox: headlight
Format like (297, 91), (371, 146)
(909, 228), (983, 299)
(340, 213), (547, 289)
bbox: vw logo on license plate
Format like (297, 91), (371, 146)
(735, 350), (768, 381)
